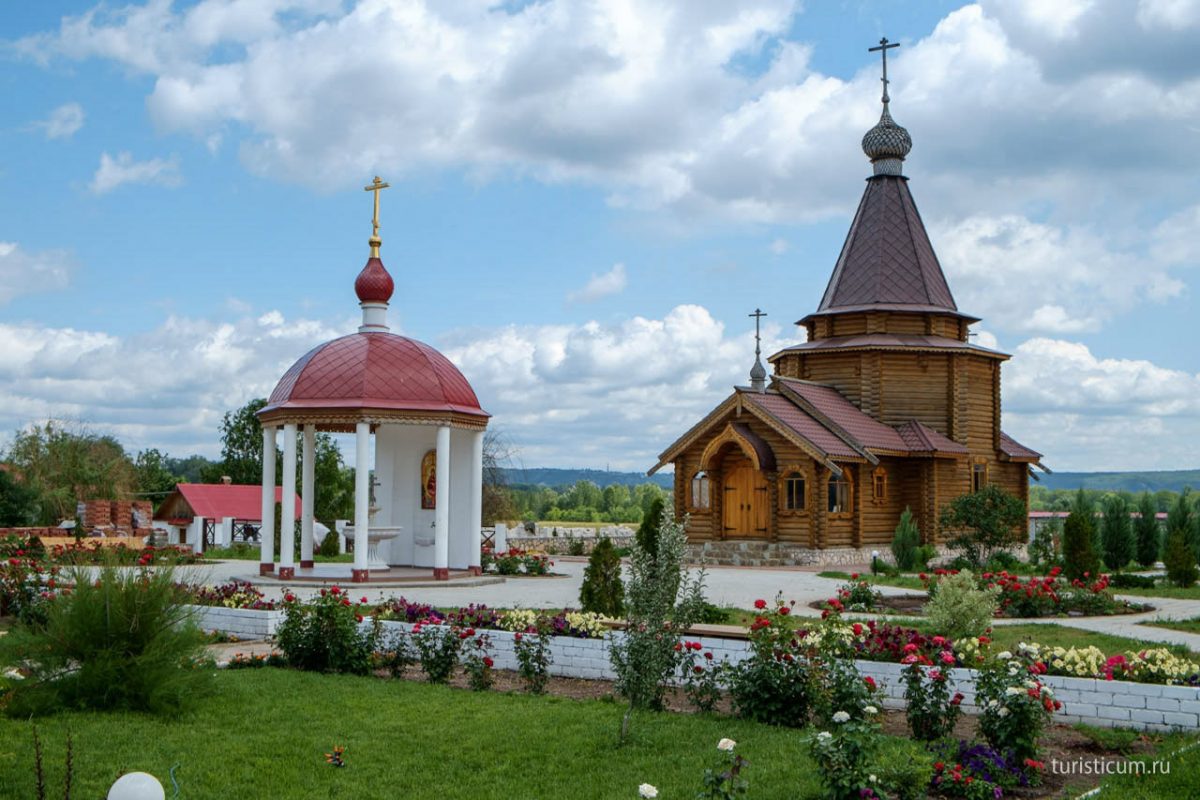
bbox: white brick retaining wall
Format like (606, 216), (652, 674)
(189, 605), (283, 638)
(196, 609), (1199, 732)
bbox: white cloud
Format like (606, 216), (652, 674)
(0, 308), (341, 456)
(769, 238), (789, 255)
(1002, 337), (1200, 470)
(0, 242), (73, 304)
(933, 212), (1191, 334)
(1137, 0), (1200, 31)
(89, 151), (182, 194)
(567, 262), (628, 303)
(35, 102), (85, 139)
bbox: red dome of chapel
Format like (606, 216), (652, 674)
(261, 332), (487, 418)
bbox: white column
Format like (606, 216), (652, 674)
(353, 421), (371, 580)
(470, 430), (484, 573)
(279, 423), (298, 577)
(221, 517), (234, 547)
(300, 425), (316, 567)
(434, 425), (450, 579)
(259, 425), (277, 574)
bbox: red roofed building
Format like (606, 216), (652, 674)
(651, 43), (1044, 559)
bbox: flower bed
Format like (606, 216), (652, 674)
(370, 595), (608, 639)
(480, 546), (554, 576)
(187, 580), (277, 611)
(918, 567), (1150, 618)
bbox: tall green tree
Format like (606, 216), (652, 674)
(1165, 489), (1197, 561)
(1099, 494), (1134, 571)
(1062, 489), (1101, 580)
(208, 398), (354, 525)
(134, 448), (182, 510)
(938, 484), (1026, 569)
(1134, 492), (1161, 568)
(4, 421), (137, 523)
(0, 468), (40, 526)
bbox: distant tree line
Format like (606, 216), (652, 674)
(504, 479), (668, 525)
(1029, 485), (1191, 513)
(0, 401), (356, 527)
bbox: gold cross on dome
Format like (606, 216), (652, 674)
(364, 176), (390, 253)
(868, 36), (901, 104)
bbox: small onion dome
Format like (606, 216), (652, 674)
(861, 105), (912, 176)
(354, 257), (394, 304)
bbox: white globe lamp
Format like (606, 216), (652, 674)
(108, 772), (165, 800)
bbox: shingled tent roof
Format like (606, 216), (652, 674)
(801, 176), (977, 325)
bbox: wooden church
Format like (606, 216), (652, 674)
(651, 42), (1044, 555)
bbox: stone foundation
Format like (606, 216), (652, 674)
(684, 541), (1029, 568)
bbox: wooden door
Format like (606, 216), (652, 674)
(722, 464), (769, 537)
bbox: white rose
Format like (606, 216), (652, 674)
(817, 731), (833, 743)
(864, 705), (878, 715)
(997, 651), (1012, 660)
(869, 775), (878, 783)
(639, 784), (658, 798)
(2, 668), (23, 681)
(1005, 687), (1022, 696)
(998, 707), (1010, 717)
(717, 738), (736, 752)
(832, 711), (851, 723)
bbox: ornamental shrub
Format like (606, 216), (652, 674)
(938, 485), (1026, 569)
(460, 631), (495, 691)
(679, 642), (726, 713)
(1163, 528), (1198, 588)
(1027, 518), (1060, 567)
(805, 711), (884, 800)
(610, 504), (707, 739)
(410, 623), (464, 684)
(0, 563), (211, 717)
(513, 624), (553, 694)
(1100, 494), (1134, 571)
(923, 570), (998, 642)
(318, 530), (340, 557)
(1062, 491), (1101, 581)
(902, 658), (963, 741)
(636, 496), (665, 562)
(276, 587), (378, 675)
(975, 651), (1059, 762)
(890, 507), (922, 571)
(1135, 492), (1161, 568)
(728, 599), (816, 728)
(579, 536), (624, 617)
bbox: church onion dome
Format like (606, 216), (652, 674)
(261, 333), (488, 419)
(354, 257), (394, 304)
(861, 105), (912, 176)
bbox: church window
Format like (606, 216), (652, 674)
(828, 472), (851, 514)
(690, 471), (711, 509)
(783, 472), (806, 511)
(972, 462), (988, 493)
(872, 468), (887, 503)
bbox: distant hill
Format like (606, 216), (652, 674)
(1037, 470), (1200, 493)
(502, 467), (673, 490)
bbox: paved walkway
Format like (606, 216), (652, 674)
(170, 559), (1200, 652)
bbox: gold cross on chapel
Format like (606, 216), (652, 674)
(364, 175), (390, 256)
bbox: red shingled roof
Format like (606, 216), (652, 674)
(999, 431), (1041, 460)
(175, 484), (301, 521)
(895, 420), (969, 456)
(774, 377), (909, 452)
(262, 332), (487, 418)
(815, 175), (961, 317)
(741, 391), (860, 459)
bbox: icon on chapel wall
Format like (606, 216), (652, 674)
(420, 449), (437, 509)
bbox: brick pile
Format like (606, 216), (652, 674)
(111, 501), (133, 529)
(82, 500), (111, 528)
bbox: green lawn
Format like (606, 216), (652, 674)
(817, 570), (927, 591)
(1111, 584), (1200, 600)
(0, 669), (823, 799)
(1141, 618), (1200, 636)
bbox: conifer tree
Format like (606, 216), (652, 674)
(1062, 489), (1100, 580)
(890, 507), (922, 570)
(1167, 490), (1196, 561)
(1134, 492), (1160, 568)
(1099, 494), (1134, 571)
(579, 536), (624, 617)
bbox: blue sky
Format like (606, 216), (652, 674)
(1, 1), (1198, 472)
